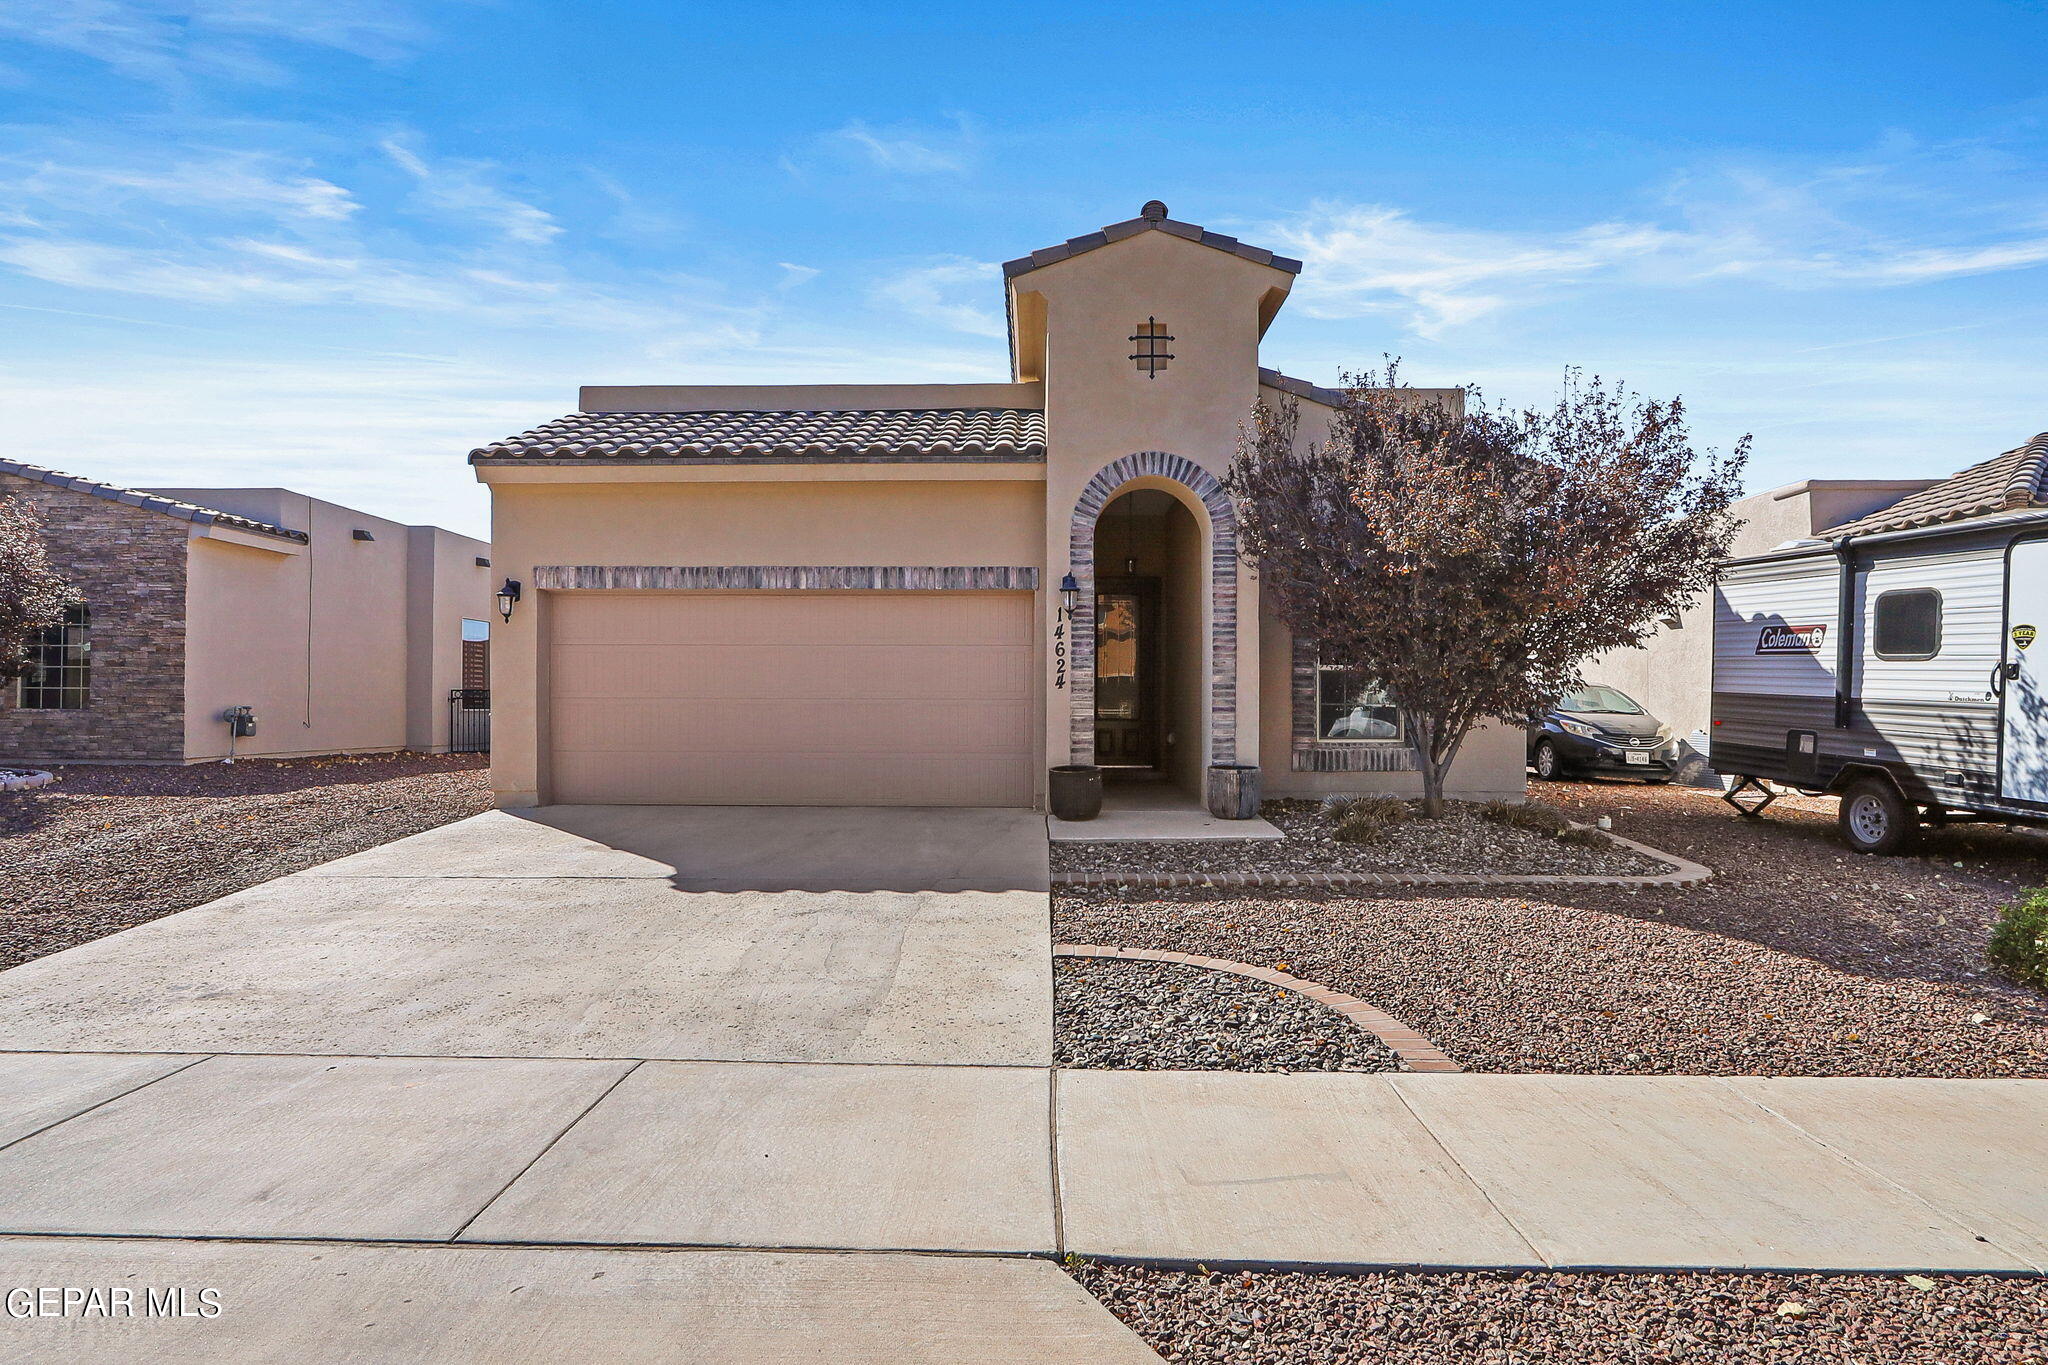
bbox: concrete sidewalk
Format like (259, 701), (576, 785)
(0, 1052), (2041, 1274)
(0, 1239), (1156, 1364)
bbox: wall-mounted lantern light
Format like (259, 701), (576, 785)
(496, 578), (522, 622)
(1060, 573), (1080, 614)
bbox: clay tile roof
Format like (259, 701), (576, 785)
(0, 460), (308, 542)
(467, 407), (1047, 464)
(1002, 201), (1301, 280)
(1823, 432), (2048, 537)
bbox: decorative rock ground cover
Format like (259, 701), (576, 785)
(1070, 1262), (2048, 1365)
(1049, 799), (1669, 879)
(1054, 956), (1397, 1072)
(0, 753), (492, 970)
(1055, 781), (2048, 1078)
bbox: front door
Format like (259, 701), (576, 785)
(1094, 577), (1159, 767)
(2002, 538), (2048, 805)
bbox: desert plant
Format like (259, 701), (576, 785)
(1479, 799), (1574, 835)
(1988, 889), (2048, 990)
(1332, 794), (1413, 844)
(1229, 365), (1745, 816)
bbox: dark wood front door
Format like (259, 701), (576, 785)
(1094, 576), (1160, 767)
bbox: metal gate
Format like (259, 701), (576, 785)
(449, 688), (491, 754)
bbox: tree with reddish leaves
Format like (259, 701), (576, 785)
(1229, 366), (1746, 817)
(0, 495), (74, 683)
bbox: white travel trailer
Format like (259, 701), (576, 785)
(1711, 433), (2048, 854)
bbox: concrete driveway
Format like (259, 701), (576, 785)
(0, 806), (1052, 1066)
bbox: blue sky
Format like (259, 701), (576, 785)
(1, 1), (2044, 539)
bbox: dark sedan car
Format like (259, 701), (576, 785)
(1527, 684), (1679, 783)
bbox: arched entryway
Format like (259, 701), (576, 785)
(1067, 453), (1237, 791)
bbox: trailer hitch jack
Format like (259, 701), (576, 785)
(1722, 775), (1779, 819)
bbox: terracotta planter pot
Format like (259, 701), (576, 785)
(1204, 763), (1261, 820)
(1048, 765), (1103, 821)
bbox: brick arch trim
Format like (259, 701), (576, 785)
(1067, 452), (1237, 765)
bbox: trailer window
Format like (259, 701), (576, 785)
(1873, 588), (1941, 660)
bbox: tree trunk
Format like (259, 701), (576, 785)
(1418, 761), (1446, 819)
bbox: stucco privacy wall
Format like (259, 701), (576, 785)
(482, 476), (1046, 806)
(0, 474), (188, 762)
(167, 489), (492, 760)
(406, 525), (494, 753)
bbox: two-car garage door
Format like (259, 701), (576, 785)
(546, 593), (1035, 806)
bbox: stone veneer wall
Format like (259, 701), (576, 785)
(0, 475), (188, 762)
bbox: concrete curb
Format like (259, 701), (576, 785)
(1052, 827), (1712, 891)
(1054, 944), (1462, 1073)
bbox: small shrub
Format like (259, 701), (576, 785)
(1331, 795), (1414, 844)
(1479, 799), (1573, 836)
(1988, 889), (2048, 990)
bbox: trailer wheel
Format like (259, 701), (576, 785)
(1838, 777), (1920, 855)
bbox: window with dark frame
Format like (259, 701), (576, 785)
(1128, 317), (1173, 377)
(1872, 588), (1942, 660)
(17, 604), (90, 710)
(1314, 662), (1401, 742)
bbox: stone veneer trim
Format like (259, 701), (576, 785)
(1067, 453), (1237, 766)
(532, 565), (1040, 591)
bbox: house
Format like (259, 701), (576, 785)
(1588, 476), (1938, 748)
(0, 462), (495, 764)
(470, 200), (1528, 810)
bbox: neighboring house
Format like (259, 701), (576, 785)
(471, 200), (1527, 810)
(1589, 477), (1937, 746)
(0, 462), (495, 764)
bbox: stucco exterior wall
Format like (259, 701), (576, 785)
(168, 489), (490, 761)
(481, 475), (1046, 806)
(406, 526), (495, 752)
(0, 474), (187, 763)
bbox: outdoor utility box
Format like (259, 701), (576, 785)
(222, 706), (257, 738)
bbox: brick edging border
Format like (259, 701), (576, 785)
(1055, 943), (1462, 1073)
(1051, 827), (1712, 891)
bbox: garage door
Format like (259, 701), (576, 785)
(547, 593), (1035, 806)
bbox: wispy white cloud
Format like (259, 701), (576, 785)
(1263, 144), (2048, 336)
(870, 255), (1003, 337)
(776, 262), (820, 290)
(1, 148), (357, 222)
(0, 1), (427, 86)
(818, 116), (978, 175)
(379, 136), (560, 247)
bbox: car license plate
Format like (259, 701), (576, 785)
(1625, 750), (1651, 765)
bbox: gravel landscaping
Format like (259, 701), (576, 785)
(1050, 799), (1670, 878)
(1054, 956), (1397, 1072)
(0, 753), (491, 971)
(1054, 781), (2048, 1078)
(1070, 1262), (2048, 1364)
